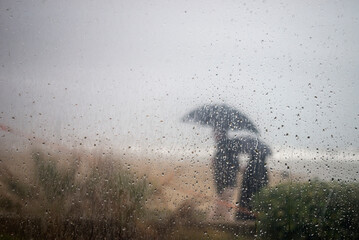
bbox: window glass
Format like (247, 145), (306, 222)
(1, 1), (358, 239)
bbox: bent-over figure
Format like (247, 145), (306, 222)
(211, 130), (271, 221)
(234, 136), (272, 219)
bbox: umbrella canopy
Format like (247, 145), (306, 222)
(232, 136), (272, 156)
(182, 104), (259, 134)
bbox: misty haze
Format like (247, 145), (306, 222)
(1, 0), (358, 239)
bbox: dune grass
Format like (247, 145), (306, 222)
(0, 148), (250, 239)
(0, 149), (155, 239)
(252, 180), (359, 239)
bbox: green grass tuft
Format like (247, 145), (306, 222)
(252, 180), (359, 239)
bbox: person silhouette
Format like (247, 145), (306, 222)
(234, 136), (272, 220)
(211, 129), (241, 221)
(211, 132), (271, 221)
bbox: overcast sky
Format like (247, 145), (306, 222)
(1, 0), (358, 156)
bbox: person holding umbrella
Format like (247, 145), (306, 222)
(182, 104), (260, 221)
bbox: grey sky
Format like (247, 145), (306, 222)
(1, 0), (358, 155)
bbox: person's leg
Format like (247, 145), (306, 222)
(209, 166), (224, 221)
(236, 155), (269, 220)
(240, 157), (255, 208)
(210, 166), (237, 221)
(218, 187), (235, 221)
(209, 186), (236, 221)
(236, 156), (255, 220)
(256, 156), (269, 190)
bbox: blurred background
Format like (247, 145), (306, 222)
(1, 1), (359, 239)
(1, 0), (358, 181)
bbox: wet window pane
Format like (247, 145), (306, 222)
(1, 1), (358, 239)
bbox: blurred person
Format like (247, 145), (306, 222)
(235, 137), (271, 220)
(210, 128), (241, 221)
(210, 132), (271, 221)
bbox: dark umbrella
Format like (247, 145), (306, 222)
(182, 104), (259, 133)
